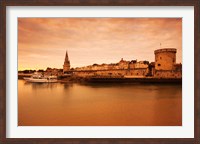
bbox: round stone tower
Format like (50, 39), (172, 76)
(154, 48), (176, 70)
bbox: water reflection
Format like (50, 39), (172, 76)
(62, 83), (73, 89)
(24, 81), (58, 89)
(18, 80), (182, 126)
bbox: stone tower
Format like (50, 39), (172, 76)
(154, 48), (176, 70)
(63, 50), (70, 73)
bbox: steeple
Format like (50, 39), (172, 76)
(63, 50), (70, 73)
(64, 50), (69, 63)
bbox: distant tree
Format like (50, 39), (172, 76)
(38, 69), (44, 72)
(23, 70), (29, 73)
(30, 70), (36, 73)
(144, 61), (149, 64)
(46, 67), (52, 71)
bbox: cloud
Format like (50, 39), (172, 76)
(18, 18), (182, 70)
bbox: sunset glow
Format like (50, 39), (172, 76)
(18, 18), (182, 70)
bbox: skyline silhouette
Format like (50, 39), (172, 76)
(18, 18), (182, 70)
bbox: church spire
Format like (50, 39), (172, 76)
(65, 50), (69, 63)
(63, 50), (70, 73)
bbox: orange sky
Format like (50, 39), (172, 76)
(18, 18), (182, 70)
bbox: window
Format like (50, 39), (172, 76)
(160, 57), (162, 59)
(158, 64), (161, 66)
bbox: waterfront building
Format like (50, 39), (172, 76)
(63, 50), (70, 73)
(154, 48), (182, 78)
(46, 67), (63, 76)
(154, 48), (176, 70)
(118, 58), (129, 69)
(134, 61), (149, 69)
(63, 48), (181, 79)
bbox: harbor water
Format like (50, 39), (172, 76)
(18, 80), (182, 126)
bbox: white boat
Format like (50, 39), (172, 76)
(23, 72), (57, 83)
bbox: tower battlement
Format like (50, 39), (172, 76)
(154, 48), (176, 54)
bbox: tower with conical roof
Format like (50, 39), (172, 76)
(63, 50), (70, 73)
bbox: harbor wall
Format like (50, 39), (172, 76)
(154, 70), (182, 78)
(73, 68), (149, 78)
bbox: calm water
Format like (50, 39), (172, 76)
(18, 80), (182, 126)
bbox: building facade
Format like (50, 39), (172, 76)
(63, 48), (182, 79)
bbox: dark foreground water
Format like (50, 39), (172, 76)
(18, 80), (182, 126)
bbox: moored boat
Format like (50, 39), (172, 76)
(23, 72), (57, 83)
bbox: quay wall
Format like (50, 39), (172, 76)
(73, 68), (149, 78)
(86, 77), (182, 84)
(18, 73), (32, 79)
(154, 70), (182, 78)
